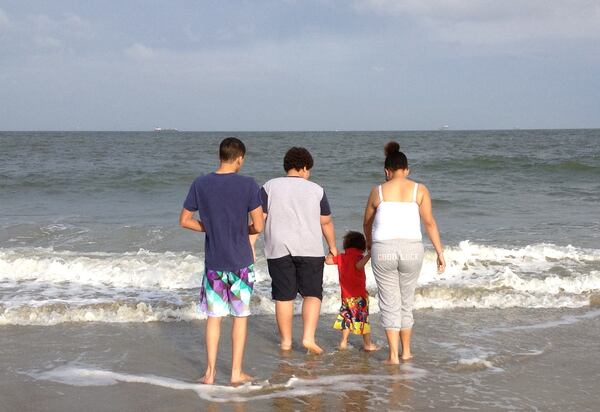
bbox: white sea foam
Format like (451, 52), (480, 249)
(482, 308), (600, 334)
(0, 248), (202, 289)
(1, 241), (600, 325)
(26, 363), (427, 403)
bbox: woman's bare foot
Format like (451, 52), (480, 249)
(280, 341), (292, 351)
(302, 340), (324, 355)
(383, 357), (400, 365)
(363, 343), (379, 352)
(230, 372), (254, 386)
(401, 353), (413, 361)
(338, 341), (348, 350)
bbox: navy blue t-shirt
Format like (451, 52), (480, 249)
(183, 172), (262, 271)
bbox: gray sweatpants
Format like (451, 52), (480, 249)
(371, 239), (424, 330)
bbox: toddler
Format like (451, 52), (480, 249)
(326, 231), (378, 351)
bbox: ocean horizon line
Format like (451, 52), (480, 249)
(1, 127), (599, 133)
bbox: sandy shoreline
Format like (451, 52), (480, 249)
(2, 307), (599, 411)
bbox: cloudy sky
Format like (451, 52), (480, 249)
(1, 0), (599, 131)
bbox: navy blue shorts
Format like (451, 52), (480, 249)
(267, 255), (325, 301)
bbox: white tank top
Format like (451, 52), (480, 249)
(372, 182), (422, 242)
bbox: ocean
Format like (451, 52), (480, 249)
(1, 130), (599, 410)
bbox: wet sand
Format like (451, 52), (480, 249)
(2, 307), (599, 411)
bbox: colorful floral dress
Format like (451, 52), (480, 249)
(332, 248), (370, 335)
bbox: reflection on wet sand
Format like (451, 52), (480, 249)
(386, 368), (413, 410)
(271, 354), (320, 412)
(206, 401), (246, 412)
(266, 348), (417, 410)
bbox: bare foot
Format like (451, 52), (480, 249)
(383, 357), (400, 365)
(198, 371), (216, 385)
(363, 343), (379, 352)
(280, 341), (292, 351)
(338, 341), (348, 350)
(231, 372), (254, 386)
(302, 340), (324, 355)
(401, 354), (413, 361)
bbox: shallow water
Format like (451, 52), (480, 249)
(1, 130), (599, 325)
(3, 308), (599, 411)
(1, 130), (599, 410)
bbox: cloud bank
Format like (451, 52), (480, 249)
(355, 0), (600, 43)
(0, 1), (598, 130)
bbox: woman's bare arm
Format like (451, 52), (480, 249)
(363, 187), (378, 251)
(355, 253), (371, 270)
(418, 185), (446, 273)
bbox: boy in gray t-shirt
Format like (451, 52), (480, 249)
(260, 147), (337, 354)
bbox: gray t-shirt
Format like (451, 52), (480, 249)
(261, 176), (331, 259)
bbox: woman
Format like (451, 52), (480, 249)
(363, 141), (445, 364)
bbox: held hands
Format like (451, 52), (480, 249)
(436, 252), (446, 274)
(326, 247), (339, 263)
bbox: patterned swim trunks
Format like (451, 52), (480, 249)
(333, 296), (371, 335)
(199, 264), (255, 317)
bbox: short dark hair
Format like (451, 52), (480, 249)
(343, 231), (367, 251)
(283, 147), (314, 172)
(219, 137), (246, 161)
(384, 141), (408, 171)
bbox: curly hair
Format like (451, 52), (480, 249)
(343, 231), (367, 251)
(283, 147), (314, 172)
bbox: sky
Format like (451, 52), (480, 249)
(0, 0), (599, 131)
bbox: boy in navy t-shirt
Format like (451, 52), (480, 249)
(180, 137), (264, 385)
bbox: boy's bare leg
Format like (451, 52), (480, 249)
(202, 316), (222, 384)
(383, 329), (400, 364)
(339, 329), (351, 350)
(362, 333), (379, 351)
(400, 328), (413, 360)
(275, 300), (294, 350)
(301, 296), (323, 354)
(230, 316), (253, 385)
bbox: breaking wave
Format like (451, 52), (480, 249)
(1, 241), (599, 325)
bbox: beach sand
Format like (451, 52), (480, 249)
(2, 307), (599, 411)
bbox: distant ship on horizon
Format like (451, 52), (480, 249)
(153, 127), (179, 132)
(439, 125), (449, 130)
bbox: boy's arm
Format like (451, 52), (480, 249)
(179, 208), (205, 232)
(355, 253), (371, 270)
(249, 233), (259, 262)
(319, 191), (337, 257)
(320, 215), (338, 257)
(248, 213), (267, 262)
(248, 206), (265, 235)
(325, 254), (336, 265)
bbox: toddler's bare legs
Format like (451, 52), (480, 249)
(339, 329), (351, 349)
(362, 333), (379, 351)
